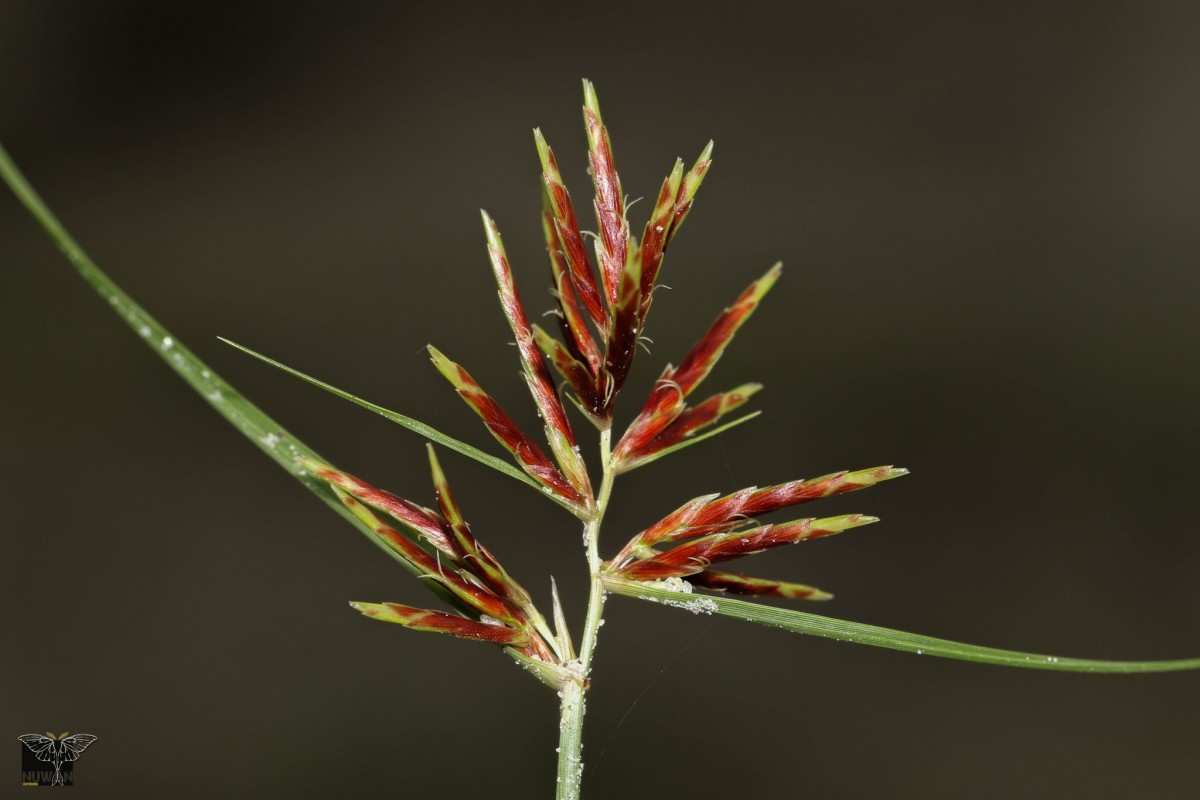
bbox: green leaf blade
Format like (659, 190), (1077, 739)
(217, 338), (586, 514)
(603, 576), (1200, 674)
(0, 142), (454, 584)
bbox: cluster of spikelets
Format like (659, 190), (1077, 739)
(302, 450), (571, 673)
(606, 466), (905, 596)
(301, 81), (904, 679)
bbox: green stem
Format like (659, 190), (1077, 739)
(556, 427), (616, 799)
(555, 676), (586, 799)
(580, 427), (615, 665)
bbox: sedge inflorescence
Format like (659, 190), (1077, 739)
(300, 80), (901, 683)
(12, 74), (1194, 800)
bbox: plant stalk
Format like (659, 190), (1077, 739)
(556, 427), (615, 799)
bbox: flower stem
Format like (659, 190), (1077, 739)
(555, 677), (586, 799)
(556, 426), (615, 798)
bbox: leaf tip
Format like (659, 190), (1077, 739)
(426, 443), (443, 477)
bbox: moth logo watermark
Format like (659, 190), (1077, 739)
(18, 733), (98, 787)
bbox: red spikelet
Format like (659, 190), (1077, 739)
(621, 514), (879, 581)
(482, 212), (593, 507)
(350, 603), (530, 647)
(428, 346), (585, 509)
(583, 79), (628, 309)
(535, 129), (607, 332)
(688, 569), (833, 601)
(638, 142), (713, 320)
(614, 265), (780, 466)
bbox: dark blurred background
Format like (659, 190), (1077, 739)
(2, 2), (1199, 797)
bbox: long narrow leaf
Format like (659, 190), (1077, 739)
(603, 576), (1200, 673)
(216, 338), (583, 514)
(0, 143), (444, 582)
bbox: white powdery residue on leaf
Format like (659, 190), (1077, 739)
(660, 597), (718, 615)
(645, 576), (693, 594)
